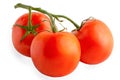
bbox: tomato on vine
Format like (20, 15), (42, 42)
(31, 31), (81, 77)
(72, 17), (114, 64)
(12, 8), (51, 57)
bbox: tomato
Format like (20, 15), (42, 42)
(31, 31), (81, 77)
(72, 18), (113, 64)
(12, 12), (51, 57)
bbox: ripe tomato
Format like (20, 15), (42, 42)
(72, 18), (113, 64)
(31, 31), (81, 77)
(12, 12), (51, 57)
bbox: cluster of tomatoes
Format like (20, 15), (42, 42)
(12, 3), (114, 77)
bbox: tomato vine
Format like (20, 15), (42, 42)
(15, 3), (81, 31)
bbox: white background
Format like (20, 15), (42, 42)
(0, 0), (120, 80)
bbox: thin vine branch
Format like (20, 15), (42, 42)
(15, 3), (81, 30)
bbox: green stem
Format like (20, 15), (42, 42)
(47, 12), (58, 33)
(28, 7), (32, 30)
(15, 3), (58, 32)
(15, 3), (80, 31)
(52, 15), (80, 30)
(14, 5), (39, 41)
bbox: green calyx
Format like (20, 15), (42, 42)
(14, 7), (39, 41)
(15, 3), (58, 33)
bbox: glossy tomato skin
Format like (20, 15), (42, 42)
(31, 32), (81, 77)
(12, 12), (51, 57)
(73, 19), (113, 64)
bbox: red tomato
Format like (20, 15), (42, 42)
(12, 12), (51, 57)
(72, 18), (113, 64)
(31, 31), (81, 77)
